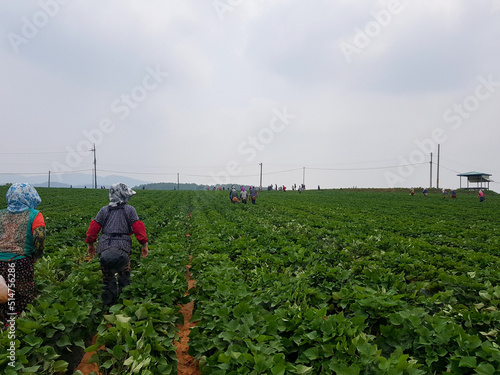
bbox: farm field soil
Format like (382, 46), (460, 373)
(174, 258), (200, 375)
(75, 336), (102, 375)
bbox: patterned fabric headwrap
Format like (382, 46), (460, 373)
(6, 183), (42, 213)
(109, 183), (136, 207)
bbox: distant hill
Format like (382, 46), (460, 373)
(0, 173), (149, 189)
(0, 173), (251, 191)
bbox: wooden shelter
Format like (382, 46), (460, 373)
(457, 172), (493, 190)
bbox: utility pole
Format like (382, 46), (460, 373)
(429, 153), (433, 188)
(91, 144), (97, 189)
(436, 144), (440, 189)
(302, 167), (305, 187)
(48, 171), (51, 188)
(259, 163), (263, 189)
(177, 173), (180, 191)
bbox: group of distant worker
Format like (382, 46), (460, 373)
(411, 187), (486, 202)
(229, 186), (258, 204)
(266, 183), (309, 192)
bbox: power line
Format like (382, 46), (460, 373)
(0, 151), (68, 155)
(308, 162), (428, 171)
(0, 169), (92, 175)
(98, 169), (178, 176)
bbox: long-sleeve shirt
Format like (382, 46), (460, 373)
(85, 204), (147, 254)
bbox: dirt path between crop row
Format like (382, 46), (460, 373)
(76, 260), (200, 375)
(77, 211), (199, 375)
(75, 335), (101, 374)
(76, 262), (199, 375)
(173, 258), (200, 375)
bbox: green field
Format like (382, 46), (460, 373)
(1, 187), (499, 374)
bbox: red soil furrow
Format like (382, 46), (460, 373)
(174, 261), (200, 375)
(75, 335), (102, 375)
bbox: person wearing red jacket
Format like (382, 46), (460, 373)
(85, 183), (148, 307)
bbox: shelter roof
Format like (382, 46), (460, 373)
(457, 171), (492, 177)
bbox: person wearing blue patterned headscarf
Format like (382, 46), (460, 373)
(1, 183), (46, 325)
(6, 183), (42, 213)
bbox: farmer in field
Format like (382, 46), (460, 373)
(423, 188), (428, 197)
(478, 189), (485, 202)
(229, 186), (239, 203)
(250, 186), (258, 204)
(86, 183), (148, 308)
(0, 183), (45, 325)
(240, 187), (248, 204)
(442, 188), (448, 199)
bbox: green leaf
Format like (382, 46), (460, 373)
(116, 314), (132, 324)
(52, 322), (65, 330)
(135, 306), (149, 320)
(133, 357), (151, 373)
(475, 363), (495, 375)
(233, 303), (250, 318)
(113, 345), (126, 359)
(23, 335), (43, 347)
(85, 344), (100, 352)
(272, 363), (286, 375)
(101, 360), (114, 369)
(53, 360), (69, 372)
(124, 356), (135, 366)
(303, 347), (320, 360)
(357, 343), (377, 357)
(295, 365), (314, 374)
(56, 334), (72, 347)
(103, 314), (116, 324)
(20, 366), (40, 373)
(254, 354), (272, 372)
(255, 335), (274, 343)
(305, 331), (318, 340)
(44, 328), (57, 338)
(458, 356), (477, 368)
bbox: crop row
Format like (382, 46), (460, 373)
(187, 190), (500, 374)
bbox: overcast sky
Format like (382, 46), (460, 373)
(1, 0), (500, 191)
